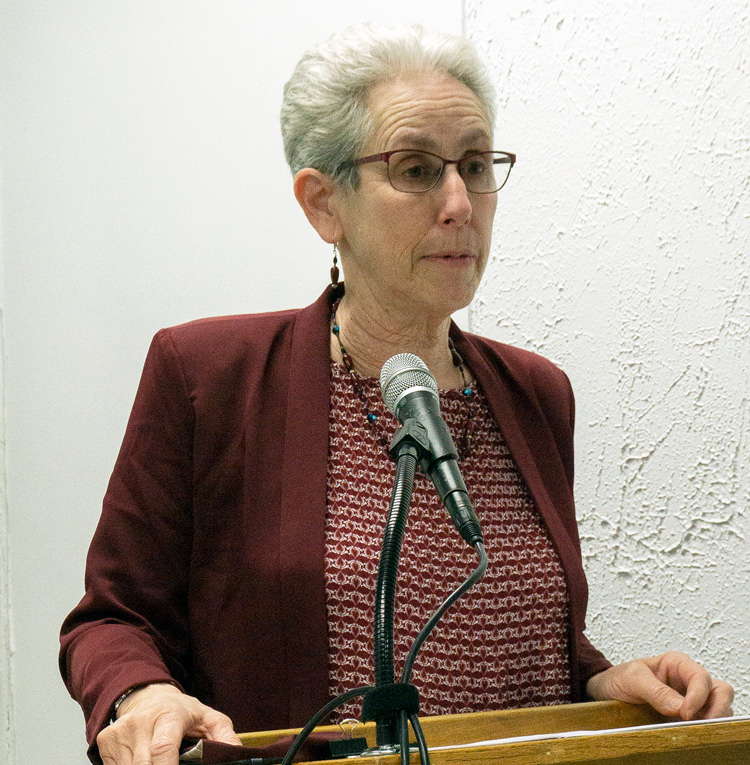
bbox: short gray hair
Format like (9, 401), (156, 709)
(280, 23), (496, 188)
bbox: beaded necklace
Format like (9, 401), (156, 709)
(331, 298), (475, 458)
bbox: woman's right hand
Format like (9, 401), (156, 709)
(97, 682), (242, 765)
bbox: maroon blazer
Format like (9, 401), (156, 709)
(60, 286), (610, 762)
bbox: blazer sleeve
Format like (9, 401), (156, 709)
(59, 328), (196, 760)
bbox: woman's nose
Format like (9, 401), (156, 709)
(437, 165), (472, 226)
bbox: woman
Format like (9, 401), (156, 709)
(60, 23), (733, 765)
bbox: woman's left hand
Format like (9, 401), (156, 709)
(586, 651), (734, 720)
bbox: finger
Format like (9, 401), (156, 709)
(593, 660), (686, 716)
(653, 652), (720, 720)
(187, 706), (242, 747)
(639, 675), (685, 717)
(648, 653), (734, 721)
(648, 651), (698, 692)
(145, 716), (185, 765)
(679, 667), (714, 720)
(203, 716), (243, 746)
(99, 740), (134, 765)
(98, 720), (139, 765)
(692, 680), (735, 720)
(621, 659), (688, 715)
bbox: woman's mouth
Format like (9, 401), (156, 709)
(422, 251), (477, 264)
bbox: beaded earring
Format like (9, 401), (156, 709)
(330, 243), (340, 287)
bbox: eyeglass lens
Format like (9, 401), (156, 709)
(387, 151), (511, 193)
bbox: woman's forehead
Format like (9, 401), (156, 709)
(364, 73), (493, 151)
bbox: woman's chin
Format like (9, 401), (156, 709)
(421, 264), (481, 308)
(416, 285), (478, 322)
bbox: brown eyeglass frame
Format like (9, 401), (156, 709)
(350, 150), (516, 193)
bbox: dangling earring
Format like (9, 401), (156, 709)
(330, 243), (340, 288)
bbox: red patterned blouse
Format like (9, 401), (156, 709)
(324, 363), (572, 720)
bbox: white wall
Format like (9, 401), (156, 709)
(467, 0), (749, 712)
(0, 2), (462, 762)
(0, 319), (11, 765)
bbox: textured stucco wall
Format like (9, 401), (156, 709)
(466, 1), (750, 711)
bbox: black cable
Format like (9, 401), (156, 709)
(402, 541), (488, 685)
(279, 685), (373, 765)
(409, 711), (430, 765)
(388, 541), (486, 765)
(398, 706), (429, 765)
(399, 708), (410, 765)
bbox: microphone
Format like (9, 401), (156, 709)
(380, 353), (483, 547)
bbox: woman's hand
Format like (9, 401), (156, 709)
(586, 651), (734, 720)
(97, 682), (242, 765)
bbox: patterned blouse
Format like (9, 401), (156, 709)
(324, 362), (572, 720)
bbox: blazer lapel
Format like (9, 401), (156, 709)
(450, 326), (588, 607)
(277, 288), (335, 725)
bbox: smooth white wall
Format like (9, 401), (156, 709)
(467, 0), (749, 711)
(0, 2), (462, 762)
(0, 319), (11, 765)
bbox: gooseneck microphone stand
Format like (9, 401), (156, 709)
(367, 427), (424, 752)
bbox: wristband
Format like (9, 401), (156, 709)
(109, 681), (180, 724)
(110, 687), (139, 724)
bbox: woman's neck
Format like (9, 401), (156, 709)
(330, 293), (466, 389)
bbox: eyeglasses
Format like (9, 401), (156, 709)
(351, 150), (516, 194)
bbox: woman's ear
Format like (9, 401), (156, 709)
(293, 168), (344, 244)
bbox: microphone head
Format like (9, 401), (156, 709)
(380, 353), (439, 416)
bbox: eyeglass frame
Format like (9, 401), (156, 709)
(348, 149), (516, 194)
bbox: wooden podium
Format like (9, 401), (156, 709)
(238, 701), (750, 764)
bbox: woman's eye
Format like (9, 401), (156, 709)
(391, 153), (440, 178)
(463, 158), (488, 175)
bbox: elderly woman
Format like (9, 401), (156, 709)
(60, 23), (733, 765)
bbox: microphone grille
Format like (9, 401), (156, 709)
(379, 353), (438, 415)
